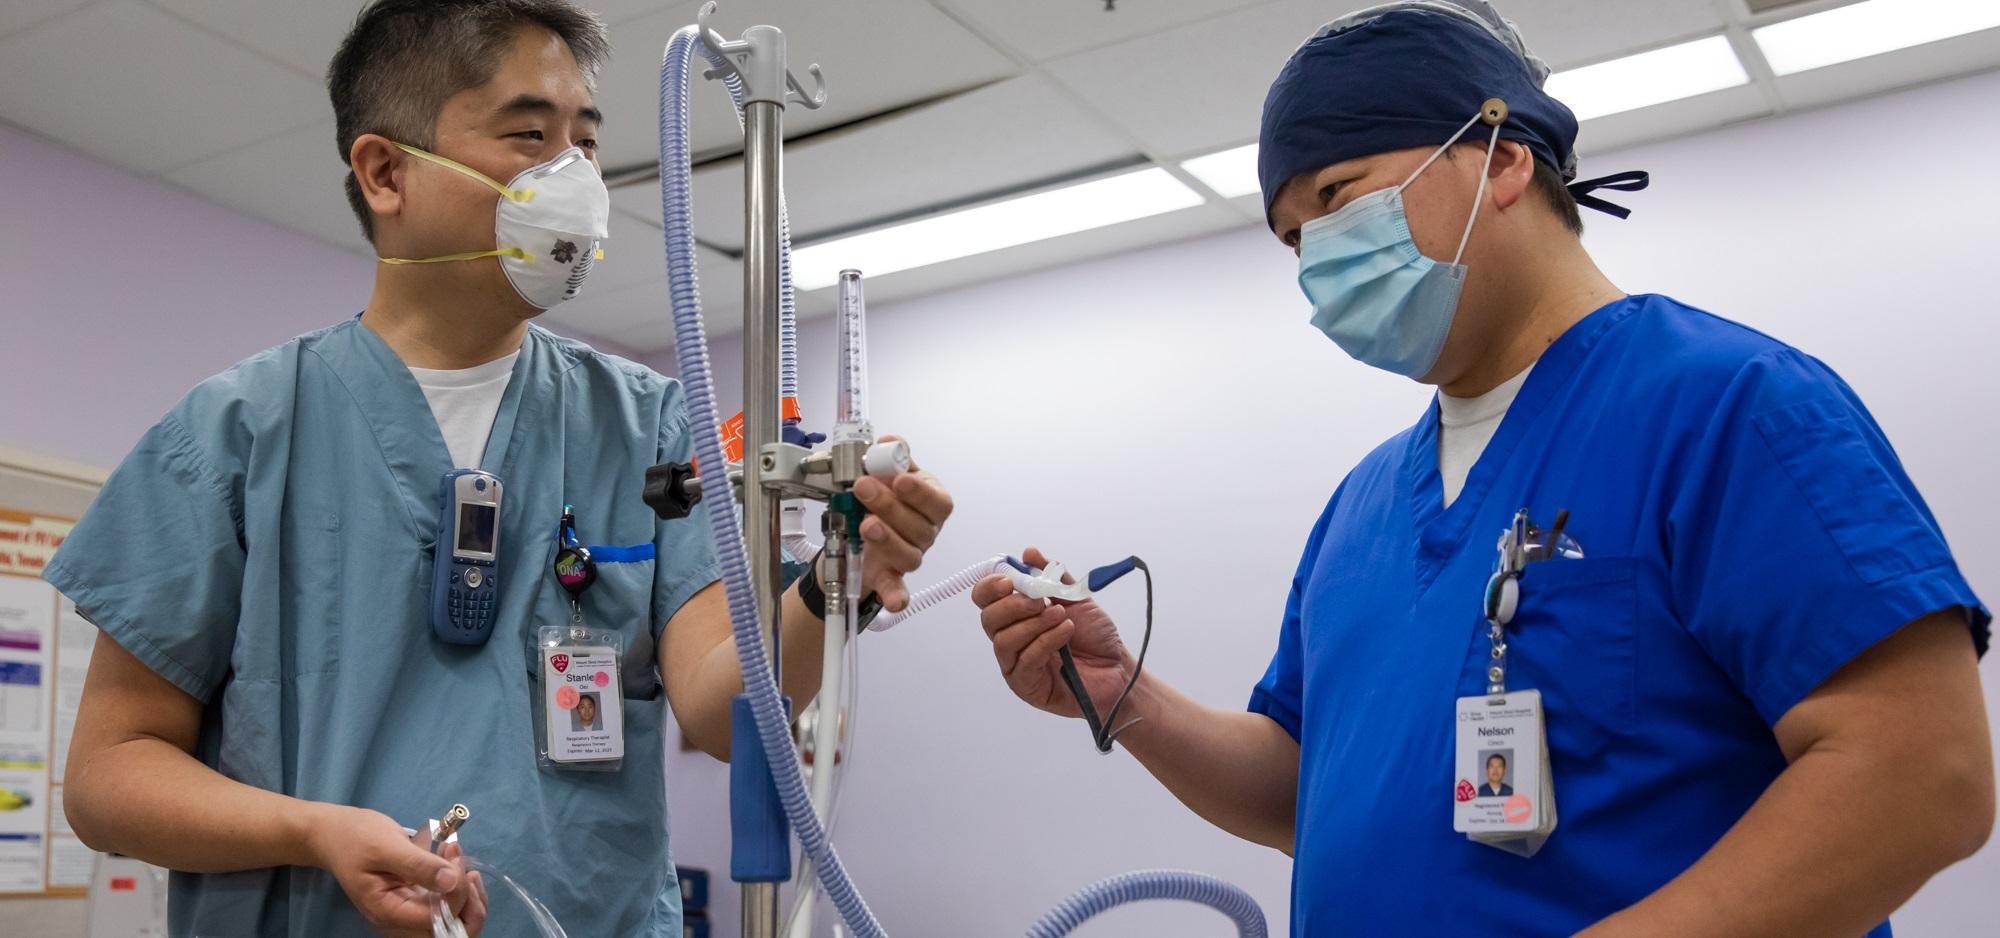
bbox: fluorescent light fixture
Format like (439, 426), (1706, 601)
(1544, 35), (1750, 121)
(789, 168), (1204, 290)
(1180, 143), (1261, 199)
(1753, 0), (2000, 76)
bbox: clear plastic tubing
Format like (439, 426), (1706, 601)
(867, 555), (1008, 632)
(429, 856), (570, 938)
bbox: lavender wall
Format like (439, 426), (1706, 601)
(0, 122), (373, 466)
(0, 121), (641, 468)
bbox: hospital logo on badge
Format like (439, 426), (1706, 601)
(1504, 794), (1533, 824)
(1455, 779), (1476, 803)
(551, 653), (570, 674)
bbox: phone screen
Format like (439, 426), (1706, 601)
(457, 503), (497, 555)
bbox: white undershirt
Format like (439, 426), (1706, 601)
(1436, 363), (1534, 508)
(407, 350), (520, 469)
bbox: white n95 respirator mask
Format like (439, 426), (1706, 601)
(380, 143), (610, 310)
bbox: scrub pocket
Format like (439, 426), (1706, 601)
(594, 559), (661, 701)
(524, 546), (662, 702)
(1494, 556), (1638, 763)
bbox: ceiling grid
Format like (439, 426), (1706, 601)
(0, 0), (1994, 348)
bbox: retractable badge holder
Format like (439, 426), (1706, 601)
(1454, 508), (1577, 857)
(536, 506), (626, 772)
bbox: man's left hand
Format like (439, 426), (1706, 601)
(846, 436), (952, 612)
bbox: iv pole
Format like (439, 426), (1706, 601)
(646, 11), (1266, 938)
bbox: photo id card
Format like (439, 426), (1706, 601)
(541, 640), (624, 765)
(1454, 689), (1557, 856)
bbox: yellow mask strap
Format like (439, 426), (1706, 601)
(379, 247), (532, 265)
(395, 144), (535, 203)
(378, 246), (604, 265)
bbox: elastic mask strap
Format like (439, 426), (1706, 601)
(378, 246), (603, 266)
(1399, 111), (1485, 190)
(379, 247), (532, 266)
(1453, 121), (1504, 266)
(395, 144), (536, 203)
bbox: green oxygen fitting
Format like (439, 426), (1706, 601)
(828, 490), (867, 553)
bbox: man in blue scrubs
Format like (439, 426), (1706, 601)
(974, 2), (1991, 934)
(45, 3), (953, 936)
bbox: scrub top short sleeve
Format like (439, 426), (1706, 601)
(44, 410), (244, 703)
(651, 387), (722, 640)
(1668, 348), (1989, 725)
(1249, 492), (1346, 742)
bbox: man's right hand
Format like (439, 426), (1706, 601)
(971, 546), (1135, 719)
(305, 803), (486, 937)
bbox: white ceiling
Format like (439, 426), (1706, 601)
(2, 0), (1998, 351)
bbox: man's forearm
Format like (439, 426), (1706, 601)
(68, 735), (329, 874)
(671, 578), (835, 759)
(1114, 670), (1300, 853)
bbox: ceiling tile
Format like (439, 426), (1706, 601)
(589, 209), (671, 294)
(937, 0), (1269, 62)
(0, 1), (329, 175)
(589, 0), (1018, 170)
(610, 73), (1139, 250)
(541, 244), (739, 349)
(147, 0), (363, 79)
(0, 0), (97, 42)
(1044, 0), (1737, 160)
(1042, 0), (1370, 158)
(1499, 0), (1728, 71)
(162, 119), (371, 256)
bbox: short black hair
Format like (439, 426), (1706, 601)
(1442, 144), (1584, 237)
(327, 0), (609, 243)
(1487, 753), (1508, 767)
(1531, 158), (1584, 236)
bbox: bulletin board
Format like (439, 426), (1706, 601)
(0, 446), (107, 904)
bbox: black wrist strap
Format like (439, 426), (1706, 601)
(795, 548), (881, 630)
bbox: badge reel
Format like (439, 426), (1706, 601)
(537, 506), (625, 772)
(1452, 509), (1580, 857)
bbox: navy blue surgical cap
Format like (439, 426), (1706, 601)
(1258, 2), (1646, 225)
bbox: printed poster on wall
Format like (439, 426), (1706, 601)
(0, 508), (88, 898)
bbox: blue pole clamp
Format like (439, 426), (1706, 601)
(729, 693), (793, 883)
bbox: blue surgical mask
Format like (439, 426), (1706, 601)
(1297, 109), (1502, 378)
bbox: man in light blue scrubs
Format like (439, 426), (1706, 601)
(45, 3), (954, 937)
(974, 2), (1992, 935)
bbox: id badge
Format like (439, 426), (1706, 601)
(1454, 689), (1557, 856)
(537, 623), (625, 770)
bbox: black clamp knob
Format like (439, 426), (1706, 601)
(643, 461), (703, 520)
